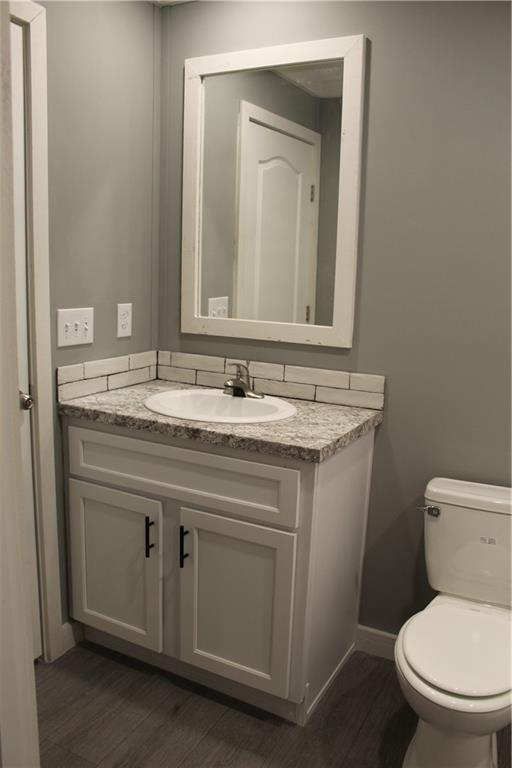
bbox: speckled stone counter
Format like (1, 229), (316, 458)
(58, 380), (383, 463)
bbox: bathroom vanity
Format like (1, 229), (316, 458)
(53, 30), (374, 724)
(59, 380), (382, 723)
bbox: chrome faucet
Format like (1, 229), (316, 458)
(224, 362), (263, 399)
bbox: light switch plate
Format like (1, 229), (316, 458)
(208, 296), (229, 318)
(117, 303), (132, 337)
(57, 307), (94, 347)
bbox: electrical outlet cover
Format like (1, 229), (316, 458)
(117, 303), (132, 337)
(208, 296), (229, 318)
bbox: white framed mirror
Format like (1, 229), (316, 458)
(181, 35), (366, 347)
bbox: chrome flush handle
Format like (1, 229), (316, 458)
(417, 505), (441, 518)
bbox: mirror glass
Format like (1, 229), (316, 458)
(199, 60), (343, 327)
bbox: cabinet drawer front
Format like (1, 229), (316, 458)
(69, 426), (300, 528)
(68, 480), (163, 652)
(179, 507), (296, 698)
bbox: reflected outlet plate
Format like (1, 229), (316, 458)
(208, 296), (229, 318)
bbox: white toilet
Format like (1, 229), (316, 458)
(395, 478), (511, 768)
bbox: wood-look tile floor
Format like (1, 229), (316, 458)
(36, 643), (511, 768)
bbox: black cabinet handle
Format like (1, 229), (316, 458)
(179, 525), (189, 568)
(145, 516), (155, 558)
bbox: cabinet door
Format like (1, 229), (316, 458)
(179, 507), (297, 698)
(69, 480), (163, 651)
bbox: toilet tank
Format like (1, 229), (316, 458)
(424, 478), (511, 607)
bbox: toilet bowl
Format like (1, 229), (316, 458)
(395, 479), (512, 768)
(395, 596), (511, 768)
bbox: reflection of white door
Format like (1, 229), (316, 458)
(236, 101), (321, 324)
(11, 20), (42, 660)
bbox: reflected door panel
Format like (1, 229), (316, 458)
(235, 113), (321, 323)
(236, 107), (320, 323)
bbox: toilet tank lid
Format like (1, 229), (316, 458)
(425, 478), (511, 515)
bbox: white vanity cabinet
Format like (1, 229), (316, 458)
(179, 506), (296, 697)
(68, 480), (163, 652)
(65, 421), (375, 723)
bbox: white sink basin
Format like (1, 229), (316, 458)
(144, 388), (296, 424)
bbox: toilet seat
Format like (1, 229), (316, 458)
(396, 627), (512, 715)
(402, 603), (511, 698)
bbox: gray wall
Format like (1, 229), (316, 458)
(159, 2), (511, 633)
(45, 1), (161, 368)
(201, 70), (319, 315)
(43, 1), (161, 616)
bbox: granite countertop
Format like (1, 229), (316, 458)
(57, 380), (383, 463)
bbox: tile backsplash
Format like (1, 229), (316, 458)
(158, 352), (385, 410)
(57, 350), (385, 410)
(57, 352), (157, 401)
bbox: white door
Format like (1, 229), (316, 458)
(11, 20), (42, 660)
(179, 507), (297, 698)
(236, 101), (321, 324)
(69, 480), (164, 652)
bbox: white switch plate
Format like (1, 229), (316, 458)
(208, 296), (229, 318)
(57, 307), (94, 347)
(117, 303), (132, 338)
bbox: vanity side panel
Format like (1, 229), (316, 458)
(286, 460), (316, 704)
(304, 429), (375, 716)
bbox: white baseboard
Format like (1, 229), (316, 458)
(355, 624), (397, 661)
(43, 620), (82, 662)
